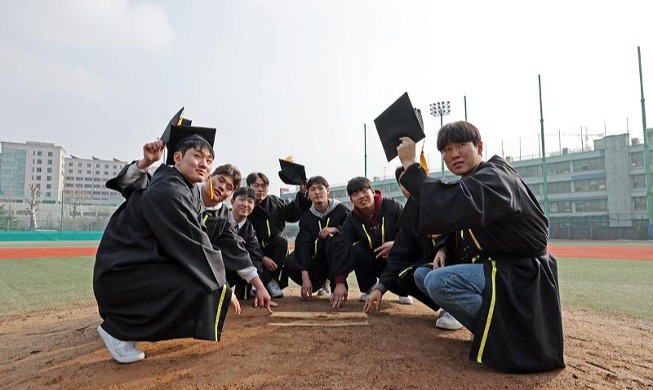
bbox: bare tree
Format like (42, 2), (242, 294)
(66, 190), (88, 219)
(25, 184), (41, 231)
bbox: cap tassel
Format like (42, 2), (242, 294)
(209, 177), (214, 200)
(177, 117), (184, 126)
(419, 142), (428, 174)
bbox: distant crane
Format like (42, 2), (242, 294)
(547, 127), (604, 153)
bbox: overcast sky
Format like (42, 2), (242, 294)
(1, 0), (651, 193)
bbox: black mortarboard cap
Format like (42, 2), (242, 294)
(278, 158), (306, 185)
(164, 125), (216, 165)
(160, 107), (191, 144)
(373, 92), (426, 162)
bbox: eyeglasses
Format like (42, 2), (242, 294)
(441, 143), (469, 160)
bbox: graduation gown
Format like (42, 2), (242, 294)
(378, 229), (436, 293)
(94, 165), (231, 343)
(235, 219), (265, 274)
(401, 156), (565, 373)
(290, 202), (351, 272)
(203, 205), (257, 275)
(248, 192), (311, 247)
(331, 194), (404, 278)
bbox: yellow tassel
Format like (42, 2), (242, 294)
(420, 150), (429, 174)
(209, 178), (214, 200)
(177, 116), (183, 126)
(283, 155), (293, 162)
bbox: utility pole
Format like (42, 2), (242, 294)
(637, 46), (653, 239)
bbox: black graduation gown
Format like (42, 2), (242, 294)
(331, 196), (404, 278)
(401, 156), (565, 373)
(289, 202), (351, 272)
(248, 192), (311, 247)
(106, 161), (151, 199)
(203, 206), (256, 274)
(379, 229), (436, 293)
(94, 165), (231, 343)
(235, 219), (265, 275)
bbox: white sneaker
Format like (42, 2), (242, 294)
(436, 312), (464, 330)
(397, 295), (413, 305)
(97, 325), (145, 363)
(266, 280), (284, 298)
(316, 280), (331, 296)
(359, 293), (369, 302)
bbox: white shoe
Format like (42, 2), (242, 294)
(266, 280), (284, 298)
(97, 325), (145, 363)
(397, 295), (413, 305)
(316, 280), (331, 296)
(359, 293), (369, 302)
(435, 312), (464, 330)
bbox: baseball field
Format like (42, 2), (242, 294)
(0, 240), (651, 389)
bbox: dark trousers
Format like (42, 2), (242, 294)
(262, 234), (289, 289)
(285, 252), (333, 291)
(226, 271), (255, 300)
(391, 266), (440, 311)
(351, 244), (387, 294)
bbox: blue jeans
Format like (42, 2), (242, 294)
(414, 264), (485, 333)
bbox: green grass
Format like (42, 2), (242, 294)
(0, 255), (651, 322)
(0, 256), (95, 315)
(557, 257), (653, 320)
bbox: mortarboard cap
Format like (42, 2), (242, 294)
(373, 92), (426, 162)
(160, 107), (192, 144)
(164, 125), (216, 165)
(278, 157), (306, 185)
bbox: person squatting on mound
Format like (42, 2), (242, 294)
(396, 120), (565, 373)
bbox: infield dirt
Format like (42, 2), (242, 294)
(1, 287), (652, 390)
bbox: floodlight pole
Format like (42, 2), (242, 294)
(538, 74), (550, 219)
(637, 46), (653, 239)
(430, 101), (451, 179)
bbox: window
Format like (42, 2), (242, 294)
(548, 181), (571, 194)
(47, 168), (52, 173)
(575, 199), (607, 212)
(36, 167), (42, 172)
(573, 158), (604, 172)
(48, 151), (53, 157)
(36, 175), (41, 180)
(37, 151), (43, 156)
(574, 178), (606, 192)
(633, 196), (647, 211)
(46, 184), (51, 189)
(37, 159), (42, 164)
(515, 165), (542, 178)
(631, 174), (646, 189)
(47, 160), (52, 165)
(529, 183), (542, 195)
(548, 162), (570, 175)
(550, 201), (572, 213)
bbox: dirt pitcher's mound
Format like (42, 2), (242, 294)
(1, 288), (652, 389)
